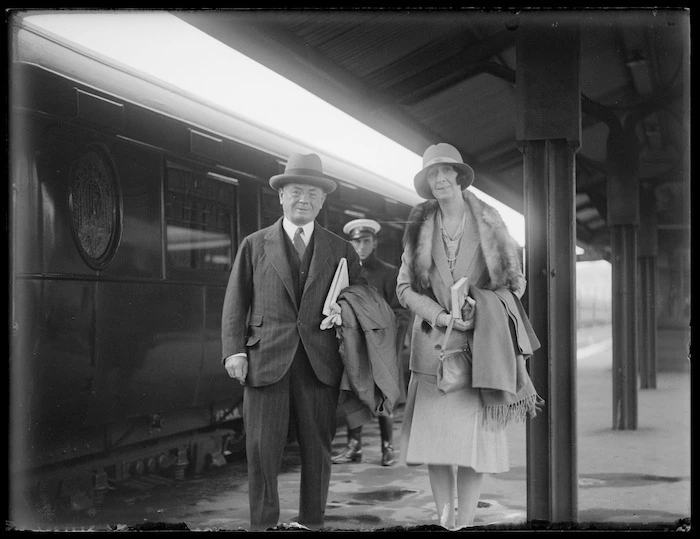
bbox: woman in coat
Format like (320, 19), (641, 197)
(396, 143), (535, 529)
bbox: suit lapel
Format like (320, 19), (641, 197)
(304, 224), (334, 294)
(264, 219), (297, 307)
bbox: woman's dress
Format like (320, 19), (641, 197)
(398, 208), (509, 472)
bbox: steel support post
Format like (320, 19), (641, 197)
(638, 256), (657, 389)
(611, 225), (639, 429)
(517, 14), (580, 524)
(607, 123), (641, 429)
(523, 140), (578, 523)
(637, 184), (658, 389)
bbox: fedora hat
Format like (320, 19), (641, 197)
(269, 152), (337, 194)
(414, 143), (475, 199)
(343, 218), (381, 240)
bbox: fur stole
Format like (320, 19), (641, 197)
(402, 190), (526, 297)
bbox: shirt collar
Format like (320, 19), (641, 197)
(283, 217), (314, 245)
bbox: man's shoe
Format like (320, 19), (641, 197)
(331, 439), (362, 464)
(381, 443), (396, 466)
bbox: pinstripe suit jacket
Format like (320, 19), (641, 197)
(221, 217), (366, 387)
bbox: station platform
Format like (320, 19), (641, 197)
(8, 333), (691, 532)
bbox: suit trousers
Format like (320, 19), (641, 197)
(243, 342), (339, 529)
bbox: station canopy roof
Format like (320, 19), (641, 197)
(177, 9), (689, 262)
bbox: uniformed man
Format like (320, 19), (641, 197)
(331, 218), (410, 466)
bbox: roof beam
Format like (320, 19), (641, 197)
(381, 28), (517, 104)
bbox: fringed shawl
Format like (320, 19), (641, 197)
(470, 287), (544, 429)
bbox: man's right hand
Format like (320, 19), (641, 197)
(224, 355), (248, 384)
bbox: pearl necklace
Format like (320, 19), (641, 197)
(438, 210), (466, 271)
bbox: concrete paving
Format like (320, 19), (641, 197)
(9, 336), (691, 532)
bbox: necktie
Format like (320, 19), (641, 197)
(293, 227), (306, 259)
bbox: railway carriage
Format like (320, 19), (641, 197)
(9, 17), (415, 513)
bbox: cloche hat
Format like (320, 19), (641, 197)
(343, 218), (381, 240)
(414, 143), (475, 199)
(269, 152), (337, 194)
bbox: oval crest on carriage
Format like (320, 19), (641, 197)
(69, 146), (122, 269)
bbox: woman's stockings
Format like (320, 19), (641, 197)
(427, 464), (485, 529)
(427, 464), (456, 529)
(456, 466), (484, 528)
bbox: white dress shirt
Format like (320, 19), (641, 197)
(282, 217), (314, 246)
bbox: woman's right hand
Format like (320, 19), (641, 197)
(437, 312), (469, 331)
(436, 312), (452, 328)
(452, 318), (472, 331)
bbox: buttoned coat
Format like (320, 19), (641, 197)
(396, 189), (526, 376)
(221, 217), (365, 387)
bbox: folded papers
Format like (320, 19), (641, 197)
(321, 258), (348, 329)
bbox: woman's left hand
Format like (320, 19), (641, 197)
(457, 296), (476, 330)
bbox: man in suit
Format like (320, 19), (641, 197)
(221, 152), (365, 530)
(332, 219), (411, 467)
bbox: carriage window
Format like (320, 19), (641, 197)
(379, 224), (405, 268)
(324, 203), (351, 237)
(165, 167), (237, 272)
(260, 186), (282, 228)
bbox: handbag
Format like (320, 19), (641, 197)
(436, 318), (472, 395)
